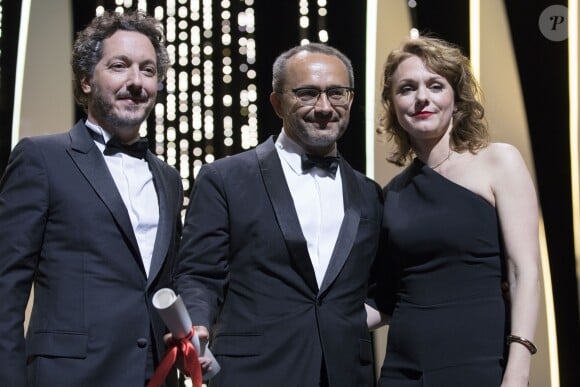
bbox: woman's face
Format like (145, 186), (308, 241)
(390, 55), (455, 144)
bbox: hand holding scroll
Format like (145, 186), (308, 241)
(148, 288), (220, 387)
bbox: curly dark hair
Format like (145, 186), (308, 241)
(71, 10), (170, 112)
(377, 36), (488, 166)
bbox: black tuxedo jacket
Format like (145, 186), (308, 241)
(176, 137), (383, 387)
(0, 120), (183, 387)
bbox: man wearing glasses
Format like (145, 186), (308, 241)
(175, 43), (383, 387)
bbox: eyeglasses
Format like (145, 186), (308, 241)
(282, 86), (354, 106)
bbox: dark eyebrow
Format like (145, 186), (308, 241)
(293, 84), (350, 90)
(108, 55), (156, 66)
(107, 55), (131, 62)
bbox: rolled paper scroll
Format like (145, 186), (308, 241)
(152, 288), (221, 380)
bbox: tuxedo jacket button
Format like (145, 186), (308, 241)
(137, 338), (148, 348)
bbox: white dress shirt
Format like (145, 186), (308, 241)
(275, 130), (344, 287)
(86, 120), (159, 277)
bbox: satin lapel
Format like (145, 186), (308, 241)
(319, 160), (362, 295)
(256, 137), (318, 294)
(66, 121), (142, 264)
(146, 155), (171, 285)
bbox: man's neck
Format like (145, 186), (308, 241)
(85, 119), (140, 144)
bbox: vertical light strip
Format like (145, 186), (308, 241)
(567, 2), (579, 384)
(469, 0), (480, 80)
(539, 218), (560, 387)
(316, 0), (328, 42)
(238, 0), (258, 150)
(569, 0), (580, 283)
(298, 0), (309, 44)
(11, 0), (32, 148)
(365, 0), (377, 179)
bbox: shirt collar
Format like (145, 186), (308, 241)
(275, 128), (339, 177)
(85, 120), (113, 144)
(275, 130), (303, 176)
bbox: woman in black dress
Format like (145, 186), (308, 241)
(368, 36), (540, 386)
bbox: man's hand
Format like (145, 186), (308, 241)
(194, 326), (212, 371)
(163, 326), (212, 375)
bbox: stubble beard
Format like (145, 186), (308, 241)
(300, 121), (345, 151)
(90, 84), (155, 136)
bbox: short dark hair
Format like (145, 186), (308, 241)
(71, 10), (170, 111)
(271, 43), (354, 93)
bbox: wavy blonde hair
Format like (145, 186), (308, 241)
(377, 36), (488, 166)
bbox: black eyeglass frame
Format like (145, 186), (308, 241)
(280, 86), (355, 106)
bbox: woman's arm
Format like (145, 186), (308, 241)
(365, 303), (389, 331)
(489, 143), (540, 387)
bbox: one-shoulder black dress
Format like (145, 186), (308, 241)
(375, 159), (507, 386)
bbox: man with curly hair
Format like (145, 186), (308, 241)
(0, 11), (183, 387)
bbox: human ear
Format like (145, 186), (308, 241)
(81, 76), (91, 93)
(269, 92), (285, 119)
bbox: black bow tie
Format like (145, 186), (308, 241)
(88, 128), (149, 159)
(104, 137), (149, 159)
(301, 154), (339, 178)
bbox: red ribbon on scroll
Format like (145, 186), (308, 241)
(147, 328), (202, 387)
